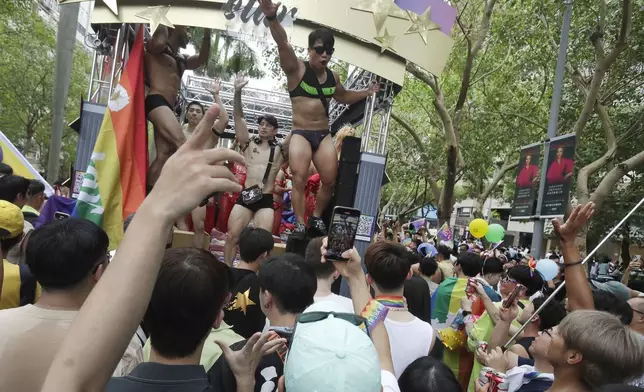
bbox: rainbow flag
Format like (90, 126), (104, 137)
(73, 26), (147, 249)
(0, 131), (54, 196)
(431, 277), (473, 388)
(437, 222), (453, 242)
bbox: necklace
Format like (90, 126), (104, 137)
(375, 295), (408, 311)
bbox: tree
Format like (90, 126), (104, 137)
(192, 29), (264, 79)
(0, 1), (91, 177)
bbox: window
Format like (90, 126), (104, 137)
(458, 207), (472, 218)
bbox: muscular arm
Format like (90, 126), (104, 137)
(267, 20), (301, 76)
(213, 93), (229, 135)
(333, 72), (374, 105)
(147, 26), (169, 54)
(233, 88), (250, 145)
(186, 29), (212, 70)
(561, 242), (594, 311)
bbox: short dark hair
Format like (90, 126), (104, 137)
(482, 256), (504, 275)
(419, 256), (438, 277)
(508, 265), (544, 295)
(308, 28), (335, 48)
(26, 180), (45, 197)
(456, 252), (482, 278)
(0, 163), (13, 176)
(365, 241), (411, 291)
(531, 296), (566, 331)
(26, 219), (109, 290)
(145, 248), (233, 358)
(239, 228), (274, 262)
(399, 356), (461, 392)
(0, 175), (30, 203)
(1, 235), (22, 255)
(304, 237), (334, 279)
(259, 253), (316, 314)
(186, 101), (205, 114)
(436, 245), (452, 260)
(592, 290), (633, 325)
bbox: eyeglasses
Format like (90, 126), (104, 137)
(502, 276), (518, 284)
(633, 308), (644, 316)
(312, 45), (335, 55)
(541, 329), (553, 338)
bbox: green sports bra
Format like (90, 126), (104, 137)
(289, 62), (337, 99)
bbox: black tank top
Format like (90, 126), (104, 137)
(289, 62), (336, 99)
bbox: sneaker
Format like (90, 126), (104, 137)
(308, 216), (327, 235)
(291, 223), (306, 239)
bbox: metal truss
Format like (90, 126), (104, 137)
(180, 74), (293, 137)
(328, 67), (376, 126)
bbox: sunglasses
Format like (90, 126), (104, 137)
(293, 311), (370, 340)
(502, 276), (519, 284)
(312, 45), (335, 55)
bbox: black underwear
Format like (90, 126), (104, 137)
(236, 193), (275, 214)
(145, 94), (173, 116)
(292, 130), (330, 152)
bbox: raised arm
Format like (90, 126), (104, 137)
(186, 28), (212, 70)
(258, 0), (301, 76)
(147, 25), (169, 54)
(233, 73), (250, 146)
(41, 106), (245, 392)
(552, 202), (596, 311)
(333, 72), (380, 105)
(206, 79), (229, 138)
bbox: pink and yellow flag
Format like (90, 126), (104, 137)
(73, 26), (148, 249)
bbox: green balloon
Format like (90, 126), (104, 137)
(485, 224), (505, 243)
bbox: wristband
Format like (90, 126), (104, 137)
(360, 299), (389, 334)
(266, 14), (277, 21)
(564, 260), (583, 268)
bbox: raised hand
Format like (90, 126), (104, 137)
(216, 332), (286, 385)
(478, 347), (510, 373)
(258, 0), (281, 17)
(498, 300), (519, 323)
(320, 238), (364, 281)
(148, 105), (244, 223)
(205, 78), (221, 96)
(369, 80), (381, 94)
(234, 72), (249, 91)
(552, 202), (595, 245)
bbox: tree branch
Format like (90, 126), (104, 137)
(474, 157), (519, 216)
(590, 149), (644, 210)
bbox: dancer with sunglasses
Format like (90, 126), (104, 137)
(259, 0), (380, 238)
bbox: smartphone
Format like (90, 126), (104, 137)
(325, 206), (361, 261)
(54, 212), (70, 220)
(502, 284), (525, 308)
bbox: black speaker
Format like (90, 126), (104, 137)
(335, 136), (361, 207)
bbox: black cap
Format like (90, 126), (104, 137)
(257, 114), (279, 130)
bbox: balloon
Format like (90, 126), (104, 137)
(469, 219), (489, 239)
(485, 224), (505, 243)
(536, 259), (559, 281)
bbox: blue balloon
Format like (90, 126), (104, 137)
(418, 243), (438, 258)
(536, 259), (559, 281)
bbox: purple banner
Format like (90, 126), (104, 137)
(394, 0), (457, 35)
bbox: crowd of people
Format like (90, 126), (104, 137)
(1, 0), (644, 390)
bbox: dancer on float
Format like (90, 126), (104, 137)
(181, 79), (229, 248)
(145, 25), (211, 190)
(259, 0), (380, 238)
(223, 73), (285, 266)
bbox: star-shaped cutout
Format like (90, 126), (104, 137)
(227, 289), (256, 315)
(135, 6), (174, 36)
(351, 0), (408, 34)
(57, 0), (119, 16)
(374, 28), (398, 53)
(404, 8), (440, 45)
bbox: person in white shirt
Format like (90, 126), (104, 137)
(365, 241), (435, 378)
(304, 237), (353, 312)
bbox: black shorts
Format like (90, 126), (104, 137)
(292, 130), (330, 152)
(145, 94), (172, 116)
(236, 193), (275, 214)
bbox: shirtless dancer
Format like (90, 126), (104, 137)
(182, 80), (229, 248)
(145, 25), (211, 189)
(259, 0), (380, 238)
(223, 73), (285, 266)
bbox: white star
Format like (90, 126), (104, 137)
(57, 0), (119, 16)
(374, 28), (398, 53)
(404, 8), (440, 45)
(351, 0), (408, 34)
(135, 6), (175, 36)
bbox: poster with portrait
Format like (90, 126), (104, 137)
(511, 143), (542, 219)
(539, 134), (577, 218)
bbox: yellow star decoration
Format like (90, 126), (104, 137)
(57, 0), (119, 16)
(374, 28), (398, 53)
(227, 289), (256, 315)
(135, 6), (175, 36)
(351, 0), (408, 34)
(404, 8), (440, 45)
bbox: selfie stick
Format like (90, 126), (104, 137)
(502, 196), (644, 350)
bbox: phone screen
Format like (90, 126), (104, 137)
(503, 284), (525, 308)
(54, 212), (70, 220)
(326, 207), (361, 261)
